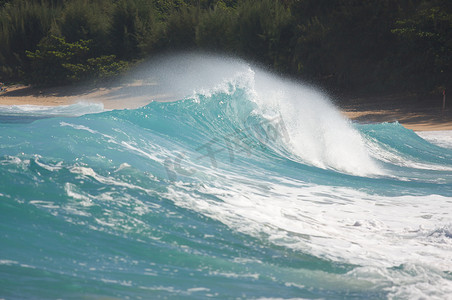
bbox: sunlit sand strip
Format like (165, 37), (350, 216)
(0, 83), (175, 110)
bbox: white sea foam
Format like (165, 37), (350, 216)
(417, 130), (452, 149)
(0, 102), (104, 117)
(166, 167), (452, 298)
(364, 137), (452, 171)
(250, 73), (383, 176)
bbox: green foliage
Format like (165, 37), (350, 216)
(195, 3), (235, 51)
(0, 0), (451, 94)
(110, 0), (160, 59)
(290, 0), (403, 91)
(25, 35), (89, 85)
(110, 0), (141, 59)
(392, 1), (452, 91)
(235, 0), (293, 64)
(0, 0), (59, 81)
(163, 6), (199, 49)
(58, 0), (112, 56)
(26, 35), (128, 85)
(152, 0), (188, 19)
(64, 55), (128, 82)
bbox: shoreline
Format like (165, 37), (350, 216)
(339, 93), (452, 131)
(1, 84), (451, 131)
(0, 84), (174, 110)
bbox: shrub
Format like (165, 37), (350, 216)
(26, 35), (128, 85)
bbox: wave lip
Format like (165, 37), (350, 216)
(176, 66), (385, 177)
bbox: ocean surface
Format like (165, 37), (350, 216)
(1, 56), (452, 299)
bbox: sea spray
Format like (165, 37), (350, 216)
(121, 54), (382, 176)
(250, 69), (383, 176)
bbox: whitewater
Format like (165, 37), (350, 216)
(1, 54), (451, 299)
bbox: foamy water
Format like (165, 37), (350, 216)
(1, 54), (451, 299)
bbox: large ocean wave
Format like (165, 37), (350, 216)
(1, 55), (451, 299)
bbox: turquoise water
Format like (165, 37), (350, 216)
(1, 60), (452, 299)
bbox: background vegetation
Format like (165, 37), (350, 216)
(0, 0), (451, 96)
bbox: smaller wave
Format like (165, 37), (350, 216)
(417, 130), (452, 150)
(0, 102), (104, 123)
(359, 123), (452, 172)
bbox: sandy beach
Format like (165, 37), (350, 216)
(1, 84), (451, 131)
(339, 93), (452, 131)
(0, 84), (174, 110)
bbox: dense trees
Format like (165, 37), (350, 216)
(25, 35), (127, 84)
(391, 0), (452, 92)
(0, 0), (451, 95)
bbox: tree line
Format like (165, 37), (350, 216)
(0, 0), (451, 95)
